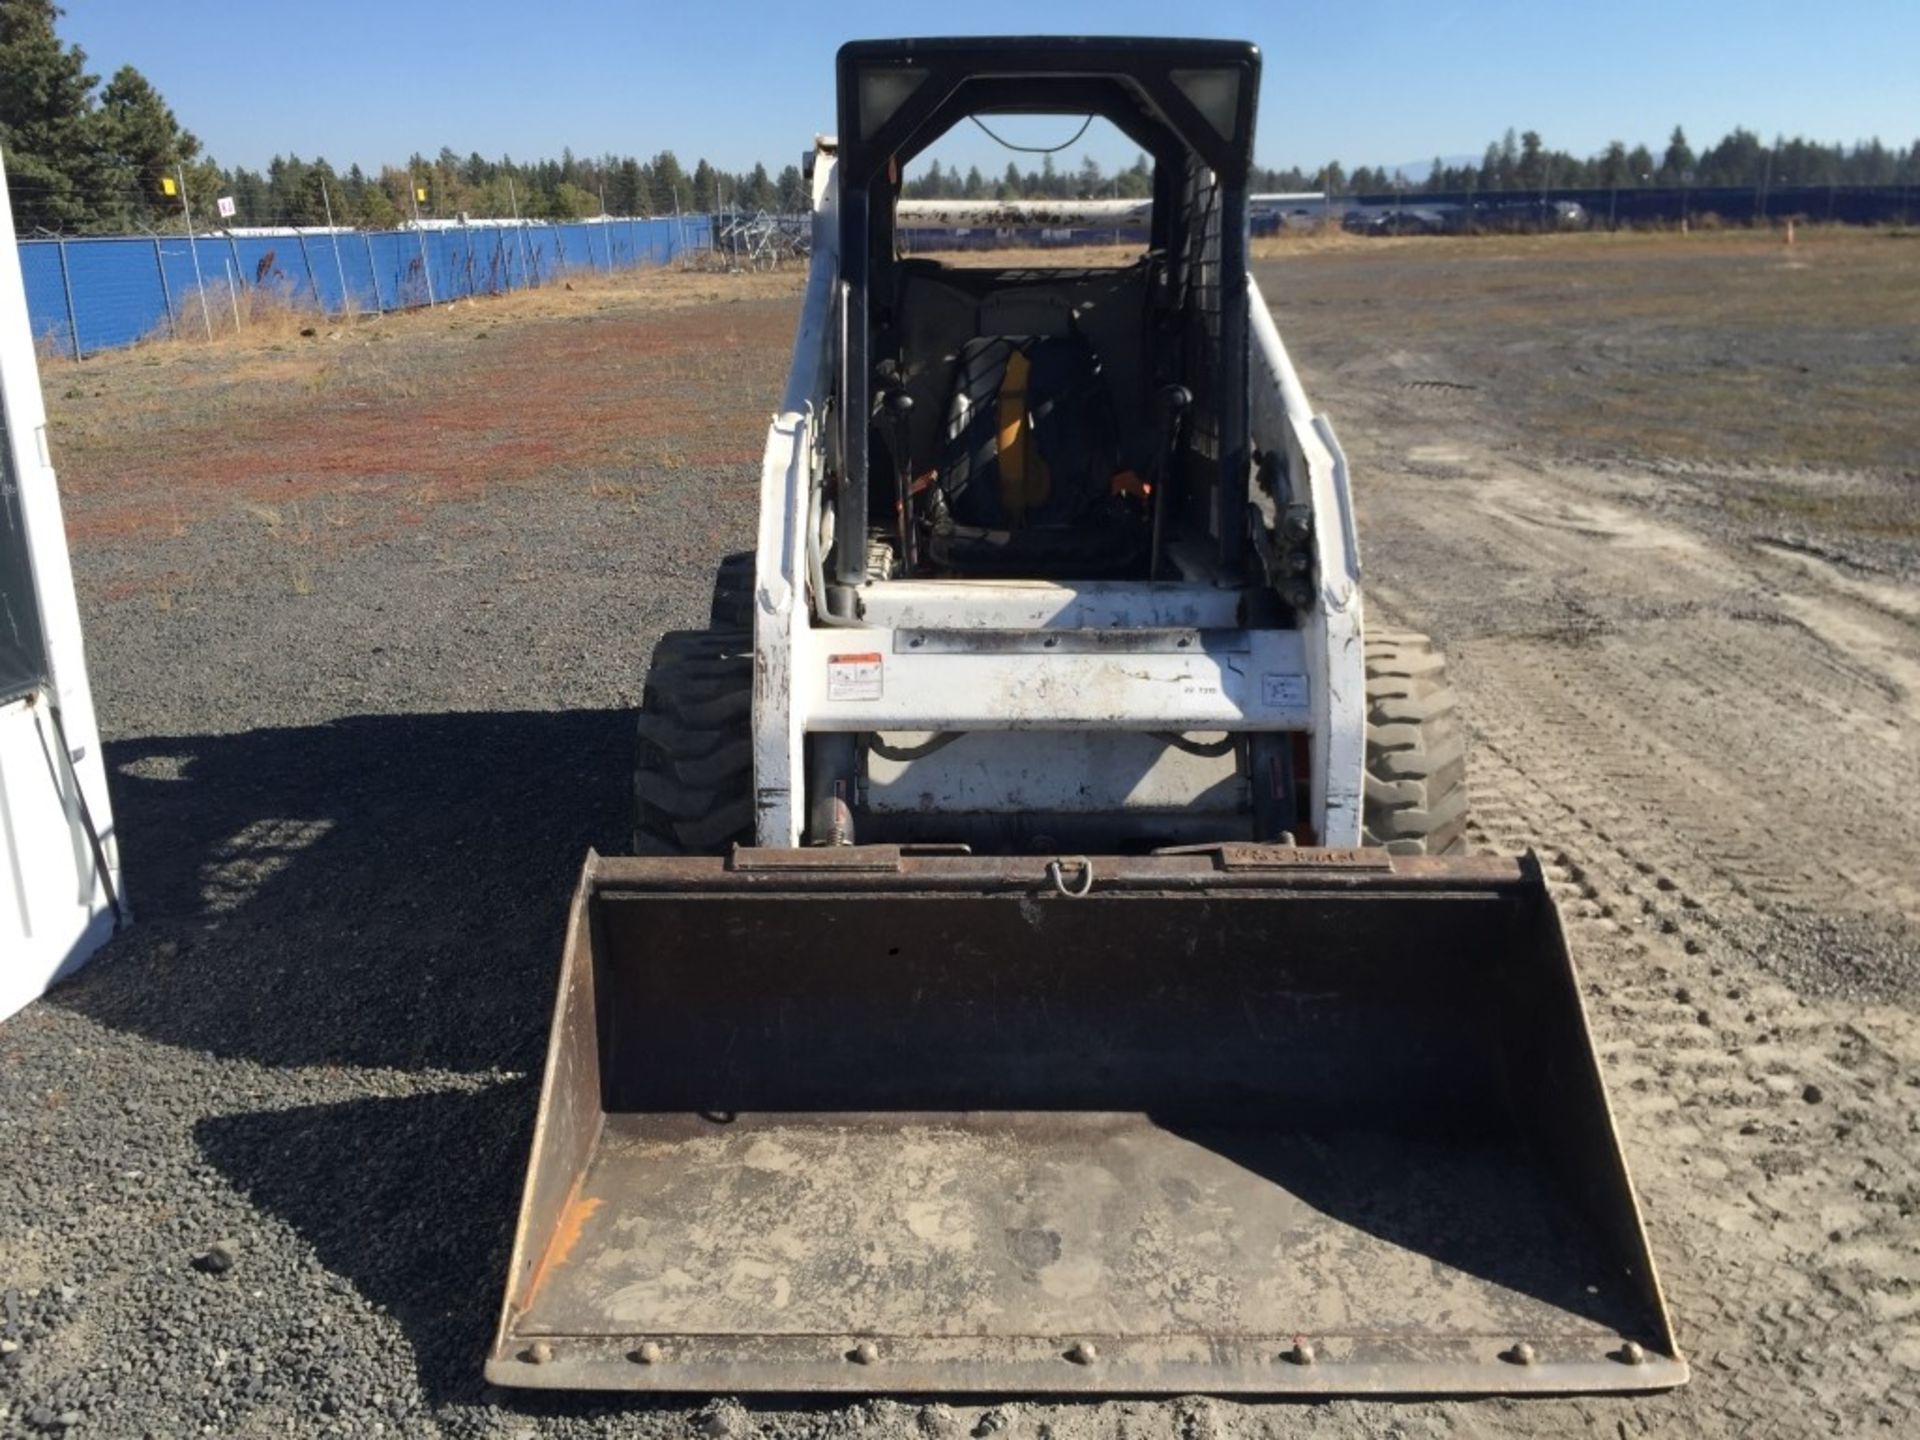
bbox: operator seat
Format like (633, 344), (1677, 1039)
(928, 329), (1147, 576)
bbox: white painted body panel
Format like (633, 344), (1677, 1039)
(866, 729), (1240, 816)
(750, 149), (837, 847)
(1249, 275), (1366, 845)
(0, 158), (123, 1021)
(798, 625), (1310, 732)
(854, 579), (1244, 632)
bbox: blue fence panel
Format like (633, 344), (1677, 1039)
(18, 240), (73, 354)
(18, 215), (713, 357)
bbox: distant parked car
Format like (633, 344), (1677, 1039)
(1463, 198), (1590, 233)
(1342, 206), (1448, 236)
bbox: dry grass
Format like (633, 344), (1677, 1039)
(151, 280), (325, 348)
(42, 265), (793, 552)
(908, 243), (1151, 269)
(1253, 220), (1917, 265)
(911, 224), (1914, 273)
(1255, 224), (1920, 527)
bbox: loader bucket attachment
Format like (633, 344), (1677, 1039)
(489, 847), (1684, 1395)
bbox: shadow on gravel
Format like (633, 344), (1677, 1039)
(194, 1086), (532, 1407)
(53, 708), (632, 1075)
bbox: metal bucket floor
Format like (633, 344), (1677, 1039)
(489, 853), (1685, 1393)
(507, 1110), (1675, 1392)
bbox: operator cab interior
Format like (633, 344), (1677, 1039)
(830, 39), (1259, 600)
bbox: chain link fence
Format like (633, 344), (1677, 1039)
(18, 214), (713, 358)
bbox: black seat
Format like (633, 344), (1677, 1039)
(929, 331), (1146, 577)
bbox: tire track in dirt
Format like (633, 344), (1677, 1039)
(1254, 247), (1920, 1437)
(1351, 446), (1920, 1436)
(1455, 730), (1920, 1437)
(1359, 446), (1920, 946)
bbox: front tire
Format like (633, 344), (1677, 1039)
(632, 628), (754, 854)
(1361, 626), (1470, 855)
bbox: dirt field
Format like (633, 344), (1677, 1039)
(2, 230), (1916, 1438)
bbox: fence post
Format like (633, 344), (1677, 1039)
(508, 178), (534, 288)
(294, 231), (322, 307)
(152, 235), (175, 331)
(223, 258), (242, 332)
(321, 182), (352, 315)
(55, 238), (82, 360)
(363, 232), (382, 311)
(178, 164), (214, 341)
(407, 185), (436, 306)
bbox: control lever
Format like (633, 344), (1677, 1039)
(883, 388), (916, 573)
(1147, 384), (1192, 581)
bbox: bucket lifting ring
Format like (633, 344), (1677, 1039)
(1045, 855), (1095, 897)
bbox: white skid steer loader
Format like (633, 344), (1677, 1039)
(488, 37), (1685, 1397)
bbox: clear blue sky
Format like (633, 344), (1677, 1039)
(60, 0), (1920, 177)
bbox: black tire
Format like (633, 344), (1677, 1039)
(632, 628), (754, 854)
(1362, 626), (1470, 855)
(710, 552), (755, 630)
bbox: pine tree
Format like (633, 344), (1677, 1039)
(606, 157), (638, 215)
(1660, 125), (1694, 183)
(97, 65), (204, 228)
(1516, 130), (1545, 192)
(0, 0), (103, 229)
(294, 157), (340, 227)
(690, 159), (716, 212)
(743, 161), (775, 211)
(775, 163), (805, 212)
(227, 165), (269, 225)
(650, 150), (687, 213)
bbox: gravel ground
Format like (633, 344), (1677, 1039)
(3, 236), (1917, 1438)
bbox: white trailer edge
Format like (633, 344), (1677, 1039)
(0, 153), (124, 1021)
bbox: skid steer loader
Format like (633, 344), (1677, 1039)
(488, 37), (1685, 1396)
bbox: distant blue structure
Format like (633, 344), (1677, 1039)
(18, 215), (713, 358)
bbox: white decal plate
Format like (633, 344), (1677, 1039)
(828, 652), (884, 701)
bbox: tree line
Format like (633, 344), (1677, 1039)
(5, 0), (1917, 236)
(905, 126), (1920, 202)
(219, 149), (807, 231)
(1364, 126), (1920, 197)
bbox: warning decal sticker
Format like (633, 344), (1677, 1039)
(828, 652), (884, 701)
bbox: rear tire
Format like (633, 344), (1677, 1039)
(710, 552), (755, 630)
(1362, 626), (1470, 855)
(632, 628), (754, 854)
